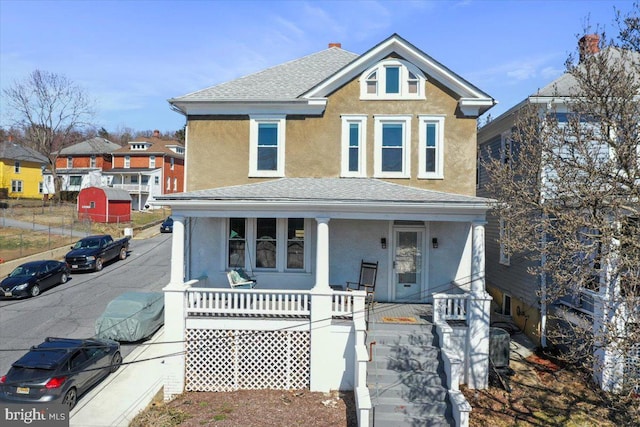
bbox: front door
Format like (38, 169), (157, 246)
(393, 229), (424, 301)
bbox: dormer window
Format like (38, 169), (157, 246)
(129, 142), (151, 151)
(360, 59), (425, 100)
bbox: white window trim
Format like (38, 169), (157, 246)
(249, 115), (286, 178)
(14, 161), (21, 173)
(418, 115), (445, 179)
(12, 180), (23, 192)
(226, 218), (310, 272)
(149, 155), (156, 168)
(124, 155), (130, 169)
(90, 155), (96, 168)
(170, 157), (174, 170)
(374, 115), (412, 178)
(67, 156), (73, 168)
(360, 59), (426, 100)
(501, 131), (512, 166)
(340, 114), (367, 177)
(499, 218), (511, 266)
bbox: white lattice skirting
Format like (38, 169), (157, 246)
(185, 328), (310, 392)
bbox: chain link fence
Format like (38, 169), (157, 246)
(0, 202), (168, 263)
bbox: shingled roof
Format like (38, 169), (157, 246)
(0, 141), (48, 163)
(156, 178), (492, 206)
(57, 137), (121, 155)
(172, 47), (358, 102)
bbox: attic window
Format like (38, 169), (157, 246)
(360, 59), (425, 100)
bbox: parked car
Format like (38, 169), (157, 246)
(0, 337), (121, 410)
(160, 216), (173, 233)
(95, 292), (164, 342)
(65, 234), (130, 272)
(0, 260), (70, 299)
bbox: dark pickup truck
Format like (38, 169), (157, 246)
(65, 235), (130, 272)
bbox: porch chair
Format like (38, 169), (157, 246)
(346, 260), (378, 310)
(227, 268), (257, 289)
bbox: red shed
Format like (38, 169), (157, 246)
(77, 186), (132, 223)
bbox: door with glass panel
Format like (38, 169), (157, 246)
(393, 229), (424, 301)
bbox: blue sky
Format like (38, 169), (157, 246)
(0, 0), (635, 133)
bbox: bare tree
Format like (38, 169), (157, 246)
(3, 70), (95, 199)
(483, 8), (639, 397)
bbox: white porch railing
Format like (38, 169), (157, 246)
(432, 293), (469, 324)
(433, 290), (473, 427)
(110, 183), (150, 192)
(186, 287), (357, 319)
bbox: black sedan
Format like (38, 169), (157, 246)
(0, 337), (121, 410)
(160, 216), (173, 233)
(0, 260), (70, 298)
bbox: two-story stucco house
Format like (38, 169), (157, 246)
(42, 137), (121, 197)
(0, 138), (48, 199)
(155, 34), (496, 426)
(108, 130), (185, 210)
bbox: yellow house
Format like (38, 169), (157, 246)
(0, 140), (48, 199)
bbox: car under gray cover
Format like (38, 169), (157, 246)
(95, 291), (164, 342)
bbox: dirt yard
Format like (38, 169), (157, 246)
(462, 352), (639, 427)
(130, 389), (357, 427)
(131, 350), (639, 427)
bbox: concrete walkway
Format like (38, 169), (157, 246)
(70, 329), (168, 427)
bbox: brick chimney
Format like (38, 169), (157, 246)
(153, 129), (160, 138)
(328, 42), (341, 49)
(579, 34), (600, 62)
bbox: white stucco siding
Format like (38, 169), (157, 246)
(429, 221), (473, 293)
(329, 219), (389, 295)
(188, 217), (225, 285)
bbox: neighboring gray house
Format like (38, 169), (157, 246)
(42, 137), (121, 195)
(477, 35), (640, 392)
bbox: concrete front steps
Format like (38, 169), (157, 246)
(367, 323), (453, 427)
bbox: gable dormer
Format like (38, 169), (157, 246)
(360, 58), (426, 100)
(166, 145), (185, 155)
(128, 141), (152, 151)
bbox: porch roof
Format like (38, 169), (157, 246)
(154, 178), (494, 219)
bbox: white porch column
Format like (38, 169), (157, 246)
(466, 220), (492, 389)
(163, 214), (187, 400)
(313, 217), (331, 291)
(170, 215), (185, 286)
(471, 221), (485, 294)
(310, 217), (333, 392)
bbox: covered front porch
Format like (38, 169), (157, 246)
(155, 178), (492, 426)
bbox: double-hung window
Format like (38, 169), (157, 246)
(228, 218), (247, 268)
(124, 155), (130, 169)
(418, 115), (445, 179)
(90, 155), (96, 168)
(250, 116), (285, 177)
(14, 161), (21, 173)
(340, 115), (367, 177)
(227, 218), (307, 271)
(67, 156), (73, 168)
(149, 155), (156, 168)
(374, 115), (411, 178)
(11, 180), (23, 193)
(256, 218), (277, 268)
